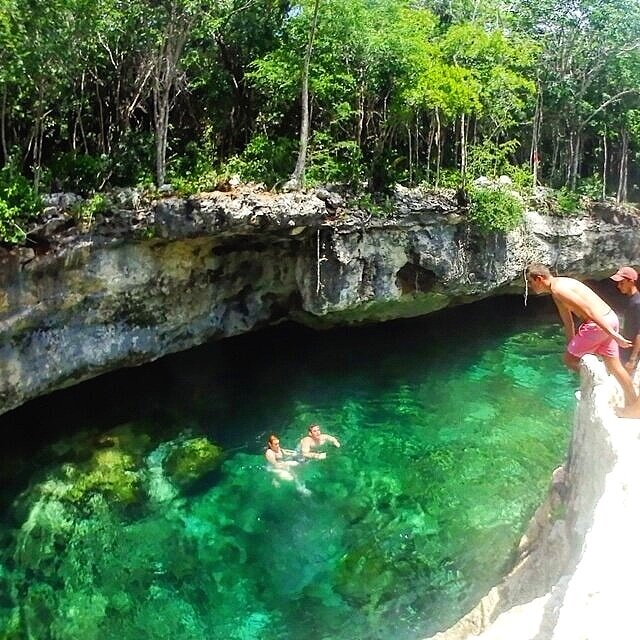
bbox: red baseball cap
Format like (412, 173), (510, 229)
(610, 266), (638, 282)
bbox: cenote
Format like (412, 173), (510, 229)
(0, 296), (576, 640)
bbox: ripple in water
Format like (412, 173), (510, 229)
(0, 300), (574, 639)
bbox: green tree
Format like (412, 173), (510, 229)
(289, 0), (321, 190)
(0, 0), (22, 164)
(515, 0), (640, 190)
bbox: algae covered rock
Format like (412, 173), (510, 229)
(11, 485), (79, 579)
(49, 591), (108, 640)
(0, 606), (22, 640)
(48, 422), (153, 466)
(334, 544), (396, 606)
(36, 422), (153, 509)
(164, 437), (224, 490)
(64, 448), (143, 506)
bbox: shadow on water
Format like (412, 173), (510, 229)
(1, 294), (558, 467)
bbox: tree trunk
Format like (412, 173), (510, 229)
(32, 87), (47, 191)
(1, 85), (7, 164)
(414, 119), (420, 180)
(435, 109), (442, 187)
(407, 124), (412, 184)
(355, 80), (365, 147)
(290, 0), (321, 190)
(152, 2), (191, 187)
(95, 74), (107, 155)
(154, 94), (170, 187)
(550, 125), (560, 184)
(530, 85), (542, 185)
(460, 113), (467, 186)
(617, 128), (628, 203)
(568, 130), (581, 190)
(73, 73), (89, 154)
(425, 116), (435, 184)
(602, 128), (607, 200)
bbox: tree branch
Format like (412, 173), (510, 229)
(582, 89), (640, 129)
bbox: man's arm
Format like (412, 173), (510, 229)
(625, 303), (640, 370)
(552, 296), (575, 341)
(625, 334), (640, 372)
(633, 333), (640, 362)
(326, 435), (341, 448)
(317, 434), (340, 447)
(265, 449), (279, 467)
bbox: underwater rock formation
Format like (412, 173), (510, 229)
(163, 437), (224, 491)
(1, 426), (227, 638)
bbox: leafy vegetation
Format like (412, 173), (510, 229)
(70, 193), (110, 231)
(1, 0), (640, 240)
(0, 159), (41, 243)
(553, 187), (583, 217)
(468, 186), (525, 234)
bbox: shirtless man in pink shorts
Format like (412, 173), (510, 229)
(525, 263), (637, 408)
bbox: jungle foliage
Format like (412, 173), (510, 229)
(1, 0), (640, 239)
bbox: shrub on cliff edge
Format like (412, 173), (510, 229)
(0, 160), (42, 244)
(468, 186), (524, 234)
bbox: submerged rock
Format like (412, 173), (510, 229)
(66, 448), (143, 505)
(13, 493), (76, 575)
(164, 437), (224, 491)
(335, 543), (396, 606)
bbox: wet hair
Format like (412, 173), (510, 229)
(524, 263), (551, 280)
(267, 434), (280, 446)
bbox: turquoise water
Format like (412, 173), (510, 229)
(0, 298), (575, 640)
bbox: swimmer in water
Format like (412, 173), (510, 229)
(299, 424), (340, 461)
(265, 434), (298, 470)
(265, 434), (310, 495)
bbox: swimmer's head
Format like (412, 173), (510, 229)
(524, 263), (551, 295)
(267, 434), (281, 448)
(308, 424), (321, 438)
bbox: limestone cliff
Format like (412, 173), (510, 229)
(424, 356), (640, 640)
(0, 185), (639, 415)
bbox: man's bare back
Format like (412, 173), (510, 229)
(550, 277), (611, 322)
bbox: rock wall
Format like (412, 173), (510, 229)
(423, 355), (640, 640)
(1, 186), (639, 415)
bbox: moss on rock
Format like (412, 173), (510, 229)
(334, 543), (396, 607)
(65, 448), (142, 506)
(164, 437), (224, 490)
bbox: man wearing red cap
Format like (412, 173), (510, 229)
(610, 266), (640, 374)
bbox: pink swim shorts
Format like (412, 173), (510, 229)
(567, 311), (620, 359)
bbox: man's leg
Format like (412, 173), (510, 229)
(563, 351), (581, 371)
(603, 355), (638, 407)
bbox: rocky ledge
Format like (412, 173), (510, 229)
(1, 185), (639, 415)
(424, 356), (640, 640)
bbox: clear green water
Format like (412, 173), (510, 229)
(0, 298), (574, 640)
